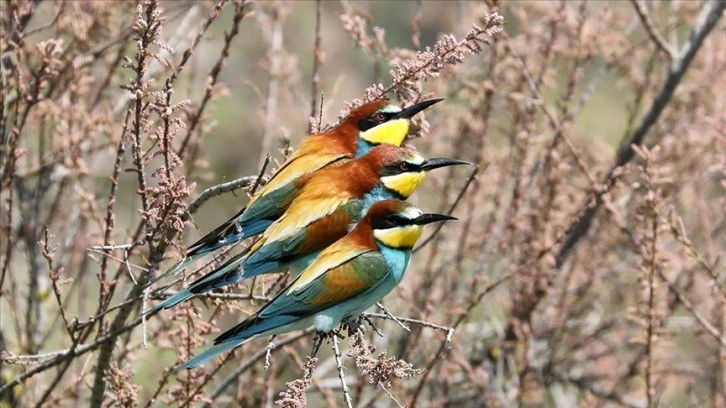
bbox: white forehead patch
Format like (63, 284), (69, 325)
(379, 105), (402, 114)
(407, 153), (425, 165)
(401, 205), (423, 220)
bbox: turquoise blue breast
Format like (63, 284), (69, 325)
(377, 244), (412, 284)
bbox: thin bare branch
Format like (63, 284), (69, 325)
(630, 0), (677, 58)
(333, 334), (354, 408)
(556, 0), (726, 266)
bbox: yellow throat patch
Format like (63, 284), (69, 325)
(360, 119), (409, 146)
(381, 171), (426, 198)
(373, 225), (424, 249)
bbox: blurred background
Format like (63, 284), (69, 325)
(1, 1), (724, 406)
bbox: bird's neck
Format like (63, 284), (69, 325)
(375, 242), (412, 283)
(315, 124), (359, 154)
(356, 139), (376, 156)
(360, 184), (405, 218)
(331, 159), (382, 200)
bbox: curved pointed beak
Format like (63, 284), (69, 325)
(420, 157), (471, 171)
(413, 213), (458, 225)
(394, 98), (444, 119)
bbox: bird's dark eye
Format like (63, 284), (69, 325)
(387, 215), (408, 226)
(371, 214), (402, 230)
(375, 113), (386, 122)
(400, 162), (413, 171)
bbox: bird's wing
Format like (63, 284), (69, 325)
(250, 170), (360, 248)
(185, 207), (248, 257)
(245, 200), (362, 268)
(245, 150), (347, 210)
(262, 250), (389, 317)
(185, 153), (346, 258)
(214, 247), (388, 345)
(184, 189), (291, 258)
(235, 180), (298, 227)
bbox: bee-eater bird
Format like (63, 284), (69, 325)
(154, 98), (443, 283)
(150, 145), (469, 312)
(174, 200), (456, 370)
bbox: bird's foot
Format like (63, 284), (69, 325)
(310, 331), (325, 357)
(341, 315), (381, 337)
(340, 317), (361, 336)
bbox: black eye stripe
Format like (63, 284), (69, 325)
(370, 216), (393, 230)
(370, 214), (410, 229)
(357, 110), (398, 131)
(357, 118), (378, 132)
(380, 161), (421, 176)
(389, 215), (409, 225)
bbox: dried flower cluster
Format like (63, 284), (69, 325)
(1, 1), (724, 407)
(102, 362), (141, 408)
(347, 331), (421, 388)
(274, 356), (317, 408)
(386, 13), (504, 103)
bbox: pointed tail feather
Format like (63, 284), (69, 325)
(172, 339), (251, 372)
(147, 250), (260, 313)
(144, 256), (196, 289)
(241, 250), (320, 281)
(173, 314), (303, 371)
(187, 252), (248, 296)
(214, 313), (301, 344)
(186, 209), (245, 257)
(144, 287), (196, 315)
(145, 254), (248, 313)
(144, 302), (164, 316)
(148, 218), (272, 290)
(237, 260), (285, 281)
(186, 220), (273, 259)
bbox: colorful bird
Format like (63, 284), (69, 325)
(150, 145), (469, 311)
(153, 99), (443, 283)
(175, 200), (456, 370)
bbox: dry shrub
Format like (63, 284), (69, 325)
(0, 1), (724, 407)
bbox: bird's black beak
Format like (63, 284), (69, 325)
(413, 213), (458, 225)
(394, 98), (444, 119)
(420, 157), (471, 171)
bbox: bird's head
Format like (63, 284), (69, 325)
(364, 145), (471, 199)
(342, 99), (443, 153)
(362, 200), (456, 249)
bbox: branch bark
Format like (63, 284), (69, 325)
(184, 175), (256, 216)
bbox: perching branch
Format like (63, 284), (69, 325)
(184, 154), (270, 219)
(185, 175), (257, 215)
(333, 334), (354, 408)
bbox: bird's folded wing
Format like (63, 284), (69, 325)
(212, 250), (388, 344)
(186, 153), (346, 256)
(297, 252), (389, 303)
(246, 151), (346, 209)
(187, 248), (249, 294)
(185, 207), (245, 256)
(185, 188), (291, 257)
(255, 246), (389, 318)
(245, 200), (362, 267)
(236, 181), (297, 226)
(257, 190), (356, 248)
